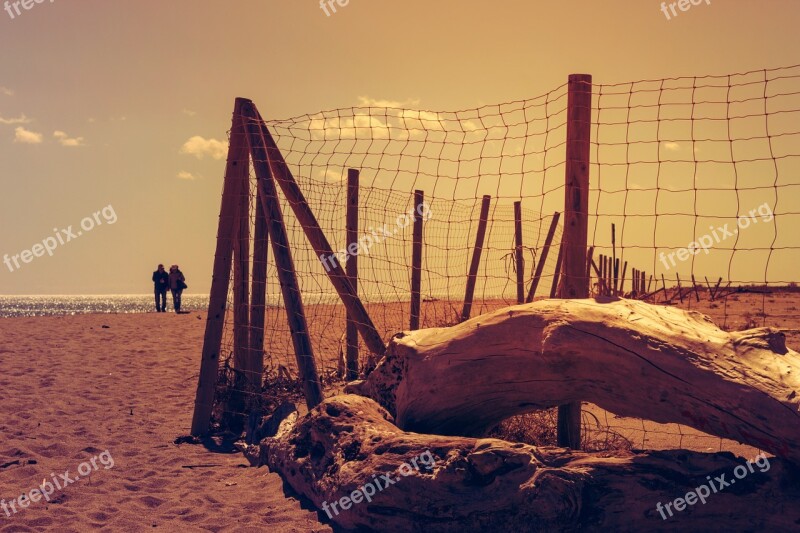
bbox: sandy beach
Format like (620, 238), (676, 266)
(2, 291), (796, 530)
(0, 312), (330, 532)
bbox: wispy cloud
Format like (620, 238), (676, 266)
(0, 86), (13, 96)
(663, 142), (681, 151)
(177, 170), (200, 180)
(0, 113), (31, 125)
(180, 135), (228, 160)
(54, 130), (85, 147)
(356, 96), (421, 108)
(14, 126), (43, 144)
(182, 109), (197, 117)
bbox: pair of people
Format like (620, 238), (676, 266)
(152, 264), (187, 313)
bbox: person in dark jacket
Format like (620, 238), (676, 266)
(152, 264), (169, 312)
(168, 265), (187, 313)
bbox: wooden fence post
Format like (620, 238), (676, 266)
(191, 98), (248, 436)
(249, 186), (268, 391)
(557, 73), (592, 450)
(346, 169), (360, 380)
(227, 154), (251, 427)
(410, 190), (425, 330)
(514, 201), (525, 304)
(461, 195), (491, 321)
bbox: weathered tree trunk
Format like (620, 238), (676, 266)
(350, 298), (800, 464)
(250, 394), (800, 532)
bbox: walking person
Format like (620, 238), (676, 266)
(152, 264), (169, 312)
(169, 265), (187, 313)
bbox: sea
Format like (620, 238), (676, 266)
(0, 294), (211, 318)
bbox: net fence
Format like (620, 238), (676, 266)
(208, 65), (800, 456)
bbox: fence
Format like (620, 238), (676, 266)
(191, 65), (800, 456)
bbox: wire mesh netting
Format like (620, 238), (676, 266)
(207, 65), (800, 456)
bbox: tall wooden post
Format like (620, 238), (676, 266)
(345, 169), (360, 380)
(191, 98), (249, 436)
(410, 190), (424, 330)
(514, 201), (525, 304)
(461, 195), (491, 321)
(242, 100), (324, 410)
(557, 73), (592, 450)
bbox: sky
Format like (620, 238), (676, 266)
(0, 0), (798, 295)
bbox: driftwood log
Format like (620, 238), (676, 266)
(350, 298), (800, 464)
(250, 394), (800, 532)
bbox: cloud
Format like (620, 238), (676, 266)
(14, 126), (42, 144)
(0, 86), (13, 96)
(180, 135), (228, 160)
(53, 130), (85, 147)
(182, 109), (197, 117)
(663, 142), (681, 151)
(357, 96), (421, 108)
(177, 170), (200, 180)
(0, 113), (30, 125)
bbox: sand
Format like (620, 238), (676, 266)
(1, 291), (796, 531)
(0, 313), (331, 532)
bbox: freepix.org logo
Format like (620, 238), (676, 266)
(4, 0), (55, 20)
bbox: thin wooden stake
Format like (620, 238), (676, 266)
(585, 246), (595, 295)
(713, 277), (723, 301)
(461, 195), (491, 321)
(514, 201), (525, 304)
(526, 212), (561, 303)
(619, 261), (628, 295)
(410, 190), (425, 330)
(345, 169), (360, 380)
(691, 274), (701, 302)
(550, 242), (565, 298)
(611, 224), (617, 295)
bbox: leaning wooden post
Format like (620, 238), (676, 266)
(255, 111), (386, 356)
(345, 169), (360, 380)
(549, 242), (565, 298)
(691, 274), (701, 302)
(619, 261), (628, 295)
(585, 246), (594, 295)
(461, 195), (491, 321)
(514, 201), (525, 304)
(191, 98), (248, 436)
(557, 73), (592, 450)
(410, 190), (425, 330)
(525, 212), (560, 303)
(242, 100), (324, 410)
